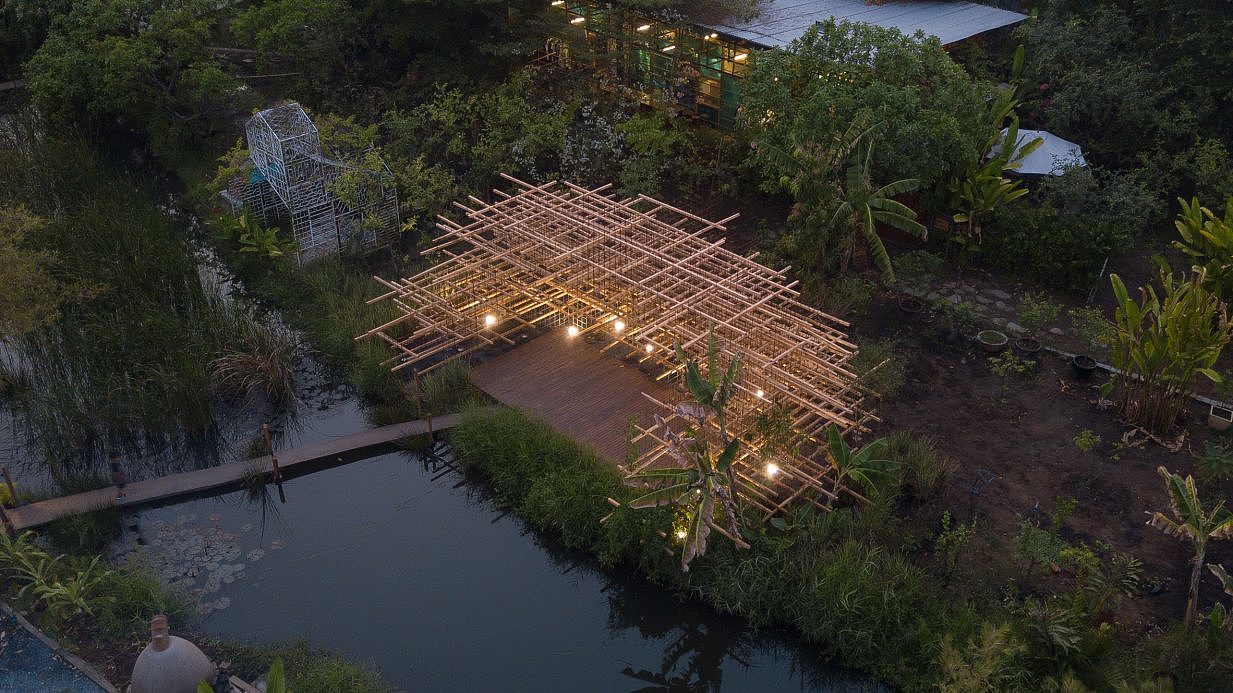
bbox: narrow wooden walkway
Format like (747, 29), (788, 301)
(5, 414), (463, 531)
(471, 331), (682, 462)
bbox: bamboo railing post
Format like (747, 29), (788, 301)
(414, 370), (434, 440)
(262, 423), (287, 503)
(1, 466), (17, 506)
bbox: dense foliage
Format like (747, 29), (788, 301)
(1017, 0), (1233, 209)
(742, 21), (987, 190)
(451, 406), (981, 689)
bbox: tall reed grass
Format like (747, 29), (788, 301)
(0, 123), (271, 475)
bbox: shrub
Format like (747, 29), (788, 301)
(1197, 437), (1233, 482)
(818, 274), (877, 316)
(1017, 292), (1061, 336)
(982, 167), (1153, 290)
(895, 249), (944, 283)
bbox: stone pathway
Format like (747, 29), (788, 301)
(901, 274), (1071, 340)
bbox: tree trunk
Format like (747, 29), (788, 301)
(1187, 544), (1206, 630)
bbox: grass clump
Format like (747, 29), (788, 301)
(885, 430), (956, 502)
(45, 505), (123, 555)
(92, 560), (193, 639)
(205, 638), (391, 693)
(209, 310), (299, 407)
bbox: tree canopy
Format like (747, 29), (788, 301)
(740, 20), (987, 191)
(23, 0), (238, 154)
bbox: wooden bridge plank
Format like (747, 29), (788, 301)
(6, 414), (466, 531)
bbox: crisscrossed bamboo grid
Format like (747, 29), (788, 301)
(359, 174), (878, 517)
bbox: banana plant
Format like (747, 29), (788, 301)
(951, 120), (1041, 250)
(823, 424), (895, 506)
(626, 420), (746, 571)
(623, 329), (748, 571)
(940, 46), (1041, 254)
(1207, 564), (1233, 633)
(1146, 466), (1233, 630)
(828, 141), (926, 284)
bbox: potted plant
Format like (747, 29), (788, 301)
(898, 294), (926, 320)
(977, 329), (1009, 353)
(1069, 306), (1113, 380)
(1014, 292), (1060, 360)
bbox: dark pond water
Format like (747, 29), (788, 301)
(114, 445), (883, 692)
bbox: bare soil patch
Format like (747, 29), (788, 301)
(859, 293), (1233, 633)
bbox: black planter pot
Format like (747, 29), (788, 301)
(898, 295), (925, 321)
(1013, 337), (1041, 360)
(1071, 354), (1098, 379)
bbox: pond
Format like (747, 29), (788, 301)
(113, 444), (883, 692)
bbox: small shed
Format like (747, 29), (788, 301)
(994, 128), (1087, 176)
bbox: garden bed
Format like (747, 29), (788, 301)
(860, 291), (1233, 632)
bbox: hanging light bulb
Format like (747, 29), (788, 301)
(676, 530), (687, 540)
(567, 325), (580, 338)
(483, 314), (497, 328)
(644, 343), (654, 353)
(755, 388), (765, 399)
(766, 463), (780, 478)
(613, 320), (626, 333)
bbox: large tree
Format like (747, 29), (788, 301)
(23, 0), (239, 154)
(741, 20), (987, 191)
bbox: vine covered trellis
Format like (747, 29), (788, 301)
(360, 175), (877, 517)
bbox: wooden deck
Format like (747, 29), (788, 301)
(471, 331), (683, 463)
(4, 414), (464, 531)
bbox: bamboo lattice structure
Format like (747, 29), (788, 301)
(360, 175), (876, 517)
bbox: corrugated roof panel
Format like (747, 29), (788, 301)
(704, 0), (1027, 48)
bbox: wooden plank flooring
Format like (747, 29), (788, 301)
(471, 331), (682, 463)
(5, 414), (465, 531)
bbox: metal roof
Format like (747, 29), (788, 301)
(702, 0), (1027, 49)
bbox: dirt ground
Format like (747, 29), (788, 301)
(858, 291), (1233, 634)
